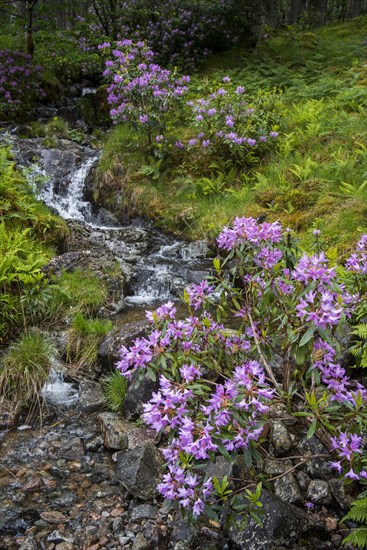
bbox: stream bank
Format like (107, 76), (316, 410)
(0, 104), (356, 549)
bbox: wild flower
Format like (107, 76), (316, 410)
(117, 219), (367, 521)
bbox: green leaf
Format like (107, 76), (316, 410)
(146, 366), (156, 382)
(307, 419), (317, 439)
(299, 327), (315, 347)
(213, 257), (221, 272)
(243, 447), (253, 469)
(204, 505), (219, 522)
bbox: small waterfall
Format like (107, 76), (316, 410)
(39, 155), (99, 222)
(41, 364), (79, 407)
(6, 135), (212, 305)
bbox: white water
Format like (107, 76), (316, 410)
(39, 155), (99, 222)
(41, 366), (79, 407)
(20, 139), (211, 305)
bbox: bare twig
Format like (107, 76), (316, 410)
(247, 311), (282, 394)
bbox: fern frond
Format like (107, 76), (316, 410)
(353, 324), (367, 339)
(343, 498), (367, 524)
(343, 528), (367, 549)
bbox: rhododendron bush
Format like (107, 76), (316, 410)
(118, 218), (367, 524)
(101, 40), (190, 146)
(0, 50), (45, 117)
(102, 41), (280, 168)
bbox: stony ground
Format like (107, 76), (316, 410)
(0, 375), (357, 550)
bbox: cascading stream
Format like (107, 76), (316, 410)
(24, 140), (212, 305)
(2, 131), (212, 406)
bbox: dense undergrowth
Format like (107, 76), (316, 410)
(98, 16), (367, 254)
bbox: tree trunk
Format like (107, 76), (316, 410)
(289, 0), (300, 23)
(25, 0), (37, 57)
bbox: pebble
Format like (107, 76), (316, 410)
(40, 511), (68, 524)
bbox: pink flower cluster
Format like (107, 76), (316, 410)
(117, 218), (367, 518)
(102, 40), (189, 142)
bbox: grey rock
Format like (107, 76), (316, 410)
(127, 427), (156, 449)
(205, 455), (247, 489)
(264, 459), (293, 475)
(52, 491), (77, 508)
(116, 442), (163, 500)
(306, 480), (333, 504)
(98, 412), (129, 450)
(228, 488), (323, 550)
(124, 372), (159, 421)
(85, 435), (104, 452)
(59, 437), (84, 461)
(42, 252), (86, 278)
(98, 320), (149, 370)
(130, 504), (158, 522)
(296, 437), (333, 480)
(180, 240), (211, 260)
(296, 470), (311, 492)
(170, 514), (198, 548)
(329, 478), (354, 510)
(274, 473), (303, 505)
(132, 533), (149, 550)
(79, 380), (106, 413)
(18, 536), (37, 550)
(119, 536), (131, 546)
(271, 421), (293, 456)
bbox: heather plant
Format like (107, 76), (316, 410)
(117, 218), (367, 525)
(0, 49), (45, 118)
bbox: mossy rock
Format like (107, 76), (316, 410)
(80, 85), (111, 128)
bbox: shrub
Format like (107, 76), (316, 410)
(0, 49), (45, 118)
(182, 77), (280, 167)
(117, 220), (367, 523)
(101, 40), (189, 147)
(93, 0), (250, 70)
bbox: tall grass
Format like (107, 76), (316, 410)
(0, 331), (56, 419)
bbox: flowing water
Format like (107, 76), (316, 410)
(2, 130), (212, 406)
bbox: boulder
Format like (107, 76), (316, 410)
(228, 488), (326, 550)
(124, 372), (159, 420)
(328, 478), (354, 510)
(79, 380), (106, 413)
(296, 437), (333, 480)
(98, 412), (129, 450)
(274, 473), (303, 505)
(116, 442), (163, 500)
(271, 421), (293, 457)
(306, 480), (333, 505)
